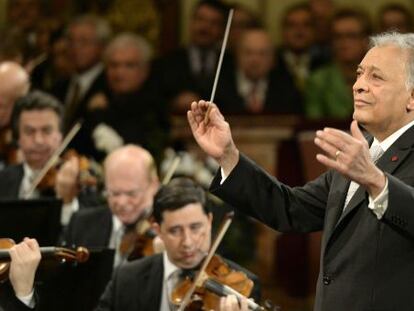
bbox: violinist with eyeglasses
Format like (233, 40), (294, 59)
(0, 177), (261, 311)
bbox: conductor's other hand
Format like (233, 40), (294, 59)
(187, 100), (239, 176)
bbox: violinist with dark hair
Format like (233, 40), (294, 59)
(0, 90), (100, 226)
(96, 177), (261, 311)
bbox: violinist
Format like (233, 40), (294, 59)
(96, 177), (260, 311)
(0, 90), (90, 226)
(0, 61), (30, 169)
(62, 144), (159, 268)
(0, 238), (41, 311)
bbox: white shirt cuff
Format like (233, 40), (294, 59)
(60, 198), (79, 225)
(17, 290), (35, 308)
(220, 168), (228, 185)
(368, 177), (388, 219)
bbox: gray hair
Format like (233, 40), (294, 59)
(104, 32), (153, 64)
(369, 32), (414, 89)
(67, 15), (112, 45)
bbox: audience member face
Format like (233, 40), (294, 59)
(332, 17), (368, 64)
(156, 203), (212, 269)
(105, 155), (156, 225)
(229, 7), (256, 51)
(353, 45), (414, 140)
(106, 46), (149, 94)
(237, 30), (274, 81)
(7, 0), (40, 31)
(18, 109), (62, 170)
(380, 9), (412, 33)
(282, 8), (315, 53)
(67, 23), (103, 72)
(190, 4), (225, 48)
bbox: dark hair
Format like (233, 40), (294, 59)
(282, 2), (313, 27)
(332, 8), (372, 37)
(193, 0), (230, 21)
(378, 3), (413, 32)
(12, 90), (63, 140)
(153, 177), (209, 224)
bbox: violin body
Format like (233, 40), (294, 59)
(171, 255), (254, 310)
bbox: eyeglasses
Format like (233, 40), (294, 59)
(104, 188), (144, 199)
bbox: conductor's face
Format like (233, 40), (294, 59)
(156, 203), (212, 269)
(353, 45), (414, 140)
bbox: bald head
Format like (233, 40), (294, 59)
(0, 61), (30, 127)
(237, 29), (274, 81)
(104, 145), (159, 225)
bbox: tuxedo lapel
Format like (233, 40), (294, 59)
(143, 254), (164, 311)
(325, 125), (414, 250)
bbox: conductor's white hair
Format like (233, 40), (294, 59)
(370, 32), (414, 90)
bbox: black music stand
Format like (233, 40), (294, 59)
(0, 198), (62, 245)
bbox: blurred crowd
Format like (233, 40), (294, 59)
(0, 0), (413, 171)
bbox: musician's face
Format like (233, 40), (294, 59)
(18, 109), (62, 170)
(155, 203), (212, 269)
(105, 157), (156, 225)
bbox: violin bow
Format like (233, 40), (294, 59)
(25, 121), (82, 198)
(162, 155), (181, 185)
(203, 8), (234, 126)
(177, 212), (234, 311)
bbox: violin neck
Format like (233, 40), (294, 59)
(204, 278), (264, 311)
(0, 247), (58, 259)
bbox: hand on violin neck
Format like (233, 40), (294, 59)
(55, 157), (79, 204)
(9, 238), (41, 297)
(220, 295), (249, 311)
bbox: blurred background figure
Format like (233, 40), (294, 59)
(227, 3), (260, 53)
(305, 8), (371, 119)
(275, 2), (329, 98)
(153, 0), (230, 113)
(377, 3), (413, 33)
(217, 27), (302, 115)
(0, 61), (30, 169)
(51, 15), (112, 133)
(81, 33), (169, 163)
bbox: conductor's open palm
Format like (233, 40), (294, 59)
(187, 101), (234, 161)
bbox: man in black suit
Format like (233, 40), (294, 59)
(0, 90), (86, 226)
(188, 32), (414, 311)
(216, 27), (302, 115)
(63, 144), (160, 268)
(51, 15), (111, 132)
(96, 177), (260, 311)
(153, 0), (232, 113)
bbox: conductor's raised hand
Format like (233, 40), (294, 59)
(187, 100), (239, 175)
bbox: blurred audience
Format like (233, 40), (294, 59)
(81, 33), (169, 163)
(275, 2), (329, 97)
(153, 0), (230, 113)
(0, 62), (30, 169)
(305, 8), (371, 119)
(51, 15), (112, 133)
(217, 27), (302, 114)
(377, 3), (413, 33)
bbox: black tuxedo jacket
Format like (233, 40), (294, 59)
(63, 206), (112, 248)
(0, 164), (23, 199)
(96, 253), (261, 311)
(211, 124), (414, 311)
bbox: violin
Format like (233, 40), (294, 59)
(171, 254), (258, 310)
(37, 148), (103, 193)
(0, 238), (89, 283)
